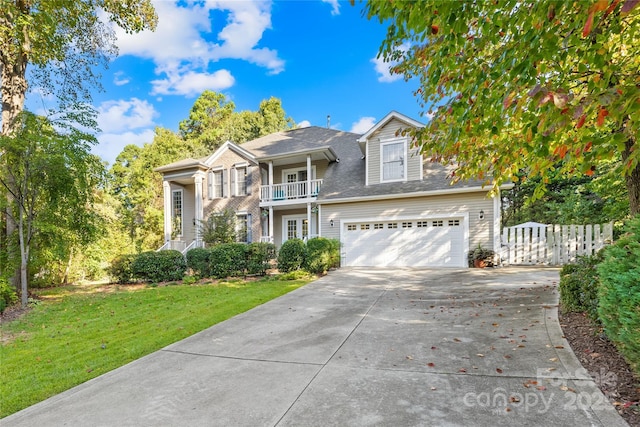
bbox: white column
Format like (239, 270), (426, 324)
(307, 202), (312, 239)
(194, 174), (203, 243)
(268, 161), (274, 186)
(269, 205), (274, 242)
(163, 181), (172, 243)
(306, 154), (312, 197)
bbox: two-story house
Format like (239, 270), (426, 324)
(155, 111), (506, 268)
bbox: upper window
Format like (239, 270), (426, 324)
(233, 166), (251, 196)
(381, 140), (406, 182)
(171, 190), (183, 237)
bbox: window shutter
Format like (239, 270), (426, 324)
(230, 167), (236, 197)
(246, 166), (252, 195)
(222, 169), (228, 198)
(207, 172), (213, 199)
(247, 213), (252, 243)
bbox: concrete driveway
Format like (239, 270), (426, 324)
(3, 268), (627, 426)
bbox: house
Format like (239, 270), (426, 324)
(155, 111), (507, 268)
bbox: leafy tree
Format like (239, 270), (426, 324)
(0, 113), (105, 305)
(199, 209), (238, 247)
(179, 91), (295, 150)
(0, 0), (157, 136)
(363, 0), (640, 214)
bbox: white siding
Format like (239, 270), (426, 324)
(320, 192), (496, 252)
(367, 118), (421, 185)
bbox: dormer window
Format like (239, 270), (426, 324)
(381, 139), (407, 182)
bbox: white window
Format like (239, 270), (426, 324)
(236, 214), (251, 243)
(347, 224), (357, 231)
(387, 222), (398, 229)
(381, 140), (406, 182)
(402, 221), (413, 228)
(360, 224), (370, 230)
(171, 190), (183, 237)
(433, 220), (444, 227)
(417, 220), (429, 228)
(233, 166), (250, 196)
(449, 219), (461, 226)
(374, 223), (384, 229)
(208, 170), (225, 199)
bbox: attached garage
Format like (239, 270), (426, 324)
(341, 216), (467, 268)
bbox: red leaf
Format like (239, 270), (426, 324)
(576, 114), (586, 129)
(621, 0), (639, 13)
(427, 362), (436, 367)
(597, 108), (609, 127)
(431, 25), (439, 35)
(584, 141), (593, 152)
(496, 368), (503, 374)
(459, 368), (467, 373)
(583, 11), (594, 37)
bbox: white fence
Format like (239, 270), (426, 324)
(500, 223), (614, 266)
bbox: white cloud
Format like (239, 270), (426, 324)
(350, 116), (376, 134)
(113, 72), (130, 86)
(322, 0), (340, 15)
(297, 120), (311, 128)
(151, 68), (235, 97)
(97, 98), (157, 133)
(94, 129), (156, 166)
(371, 43), (409, 83)
(110, 1), (283, 96)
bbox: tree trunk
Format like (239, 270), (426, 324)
(622, 137), (640, 217)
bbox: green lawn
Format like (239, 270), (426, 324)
(0, 277), (310, 418)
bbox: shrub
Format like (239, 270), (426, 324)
(0, 277), (18, 314)
(131, 250), (187, 283)
(209, 243), (246, 279)
(597, 216), (640, 374)
(246, 242), (276, 275)
(108, 254), (137, 284)
(558, 254), (602, 321)
(277, 239), (307, 273)
(199, 209), (237, 246)
(304, 237), (340, 274)
(186, 248), (212, 278)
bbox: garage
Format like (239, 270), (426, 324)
(342, 217), (466, 267)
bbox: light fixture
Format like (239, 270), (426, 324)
(330, 219), (334, 227)
(479, 210), (485, 220)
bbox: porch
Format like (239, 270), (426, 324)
(260, 179), (323, 203)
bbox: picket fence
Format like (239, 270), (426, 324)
(500, 223), (614, 266)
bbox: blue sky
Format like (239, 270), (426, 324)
(43, 1), (428, 166)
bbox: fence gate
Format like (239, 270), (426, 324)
(500, 223), (613, 266)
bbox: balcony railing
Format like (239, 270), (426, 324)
(260, 179), (323, 203)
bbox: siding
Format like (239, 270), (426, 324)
(367, 118), (421, 185)
(320, 192), (496, 252)
(271, 160), (329, 184)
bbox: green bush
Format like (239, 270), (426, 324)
(131, 250), (187, 283)
(246, 242), (276, 275)
(209, 243), (246, 279)
(186, 248), (212, 278)
(558, 254), (602, 321)
(107, 254), (137, 284)
(277, 239), (307, 273)
(597, 216), (640, 374)
(304, 237), (340, 274)
(0, 276), (18, 314)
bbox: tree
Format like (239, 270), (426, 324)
(199, 209), (238, 247)
(0, 113), (105, 306)
(362, 0), (640, 214)
(0, 0), (157, 136)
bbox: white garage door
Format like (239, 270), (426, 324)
(342, 218), (465, 267)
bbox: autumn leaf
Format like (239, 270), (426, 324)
(590, 0), (609, 12)
(427, 362), (436, 367)
(576, 114), (586, 129)
(621, 0), (640, 14)
(583, 11), (595, 37)
(496, 368), (503, 374)
(597, 108), (609, 126)
(431, 25), (439, 34)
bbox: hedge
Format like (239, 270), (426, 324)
(107, 254), (137, 284)
(277, 239), (307, 273)
(246, 242), (276, 275)
(303, 237), (340, 274)
(131, 250), (187, 283)
(209, 243), (247, 279)
(558, 253), (602, 321)
(186, 248), (212, 278)
(597, 216), (640, 374)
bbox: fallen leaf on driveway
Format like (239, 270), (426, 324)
(549, 357), (559, 362)
(554, 345), (564, 349)
(459, 368), (467, 373)
(476, 353), (484, 357)
(453, 338), (461, 342)
(406, 355), (413, 360)
(427, 362), (435, 367)
(496, 368), (503, 374)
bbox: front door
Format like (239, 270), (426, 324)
(283, 215), (309, 242)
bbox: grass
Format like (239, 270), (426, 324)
(0, 276), (311, 418)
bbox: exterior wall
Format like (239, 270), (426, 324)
(319, 192), (496, 252)
(367, 118), (421, 185)
(201, 149), (261, 242)
(169, 182), (196, 241)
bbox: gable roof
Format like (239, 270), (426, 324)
(154, 157), (208, 173)
(356, 111), (424, 144)
(203, 140), (257, 166)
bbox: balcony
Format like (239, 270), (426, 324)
(260, 179), (323, 204)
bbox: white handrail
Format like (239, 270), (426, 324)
(260, 179), (323, 202)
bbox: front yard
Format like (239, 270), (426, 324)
(0, 276), (311, 418)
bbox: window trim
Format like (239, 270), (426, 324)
(380, 138), (408, 183)
(171, 189), (183, 237)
